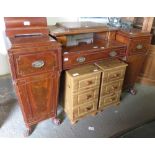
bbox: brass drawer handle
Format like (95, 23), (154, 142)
(111, 74), (119, 79)
(86, 106), (92, 111)
(109, 51), (117, 57)
(112, 97), (116, 101)
(136, 44), (143, 49)
(87, 80), (93, 85)
(111, 73), (120, 78)
(87, 94), (92, 100)
(76, 56), (86, 63)
(111, 86), (118, 90)
(32, 60), (45, 68)
(109, 97), (116, 102)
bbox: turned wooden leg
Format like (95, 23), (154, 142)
(51, 117), (61, 125)
(128, 88), (137, 95)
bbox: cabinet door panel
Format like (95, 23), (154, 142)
(16, 72), (59, 124)
(138, 45), (155, 85)
(123, 54), (146, 89)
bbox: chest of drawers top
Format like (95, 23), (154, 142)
(95, 59), (128, 71)
(66, 63), (101, 77)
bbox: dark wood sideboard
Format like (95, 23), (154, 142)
(4, 18), (152, 135)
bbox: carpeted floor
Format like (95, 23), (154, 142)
(0, 74), (155, 138)
(120, 120), (155, 138)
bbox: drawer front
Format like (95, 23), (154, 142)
(108, 48), (126, 58)
(102, 67), (126, 83)
(99, 91), (121, 109)
(73, 101), (97, 119)
(100, 80), (123, 96)
(73, 87), (99, 106)
(63, 49), (126, 70)
(129, 37), (151, 55)
(72, 73), (101, 92)
(14, 51), (60, 78)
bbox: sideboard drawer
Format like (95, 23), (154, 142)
(63, 48), (126, 70)
(14, 51), (59, 78)
(129, 37), (151, 55)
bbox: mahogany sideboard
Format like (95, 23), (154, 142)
(4, 18), (151, 136)
(49, 22), (152, 94)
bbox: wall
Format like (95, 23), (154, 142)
(0, 17), (10, 76)
(47, 17), (79, 25)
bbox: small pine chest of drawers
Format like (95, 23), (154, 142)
(64, 64), (102, 124)
(95, 59), (128, 110)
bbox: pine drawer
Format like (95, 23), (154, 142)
(73, 100), (98, 119)
(100, 79), (123, 96)
(99, 91), (121, 109)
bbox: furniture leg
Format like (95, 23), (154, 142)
(128, 87), (137, 95)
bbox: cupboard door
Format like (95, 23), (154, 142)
(16, 72), (60, 124)
(138, 45), (155, 85)
(123, 54), (146, 89)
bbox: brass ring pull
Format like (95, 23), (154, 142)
(76, 56), (86, 63)
(136, 44), (143, 49)
(87, 80), (93, 85)
(109, 51), (117, 57)
(32, 60), (44, 68)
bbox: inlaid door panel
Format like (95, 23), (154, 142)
(16, 72), (59, 123)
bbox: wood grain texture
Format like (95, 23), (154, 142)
(4, 17), (49, 37)
(123, 54), (146, 89)
(15, 72), (60, 126)
(137, 45), (155, 86)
